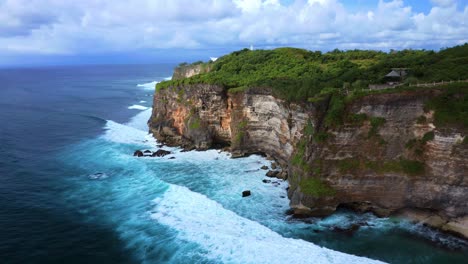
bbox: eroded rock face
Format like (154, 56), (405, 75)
(287, 90), (467, 224)
(149, 84), (467, 237)
(149, 85), (308, 164)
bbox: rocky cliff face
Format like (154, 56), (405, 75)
(287, 90), (467, 237)
(149, 85), (308, 164)
(149, 85), (467, 238)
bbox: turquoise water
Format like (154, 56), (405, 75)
(0, 65), (467, 263)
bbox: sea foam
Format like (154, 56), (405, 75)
(151, 185), (384, 264)
(137, 81), (158, 90)
(128, 105), (148, 110)
(103, 120), (155, 146)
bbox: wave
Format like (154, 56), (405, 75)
(151, 185), (383, 264)
(126, 108), (153, 132)
(137, 77), (171, 90)
(102, 119), (155, 146)
(137, 81), (158, 90)
(128, 105), (148, 110)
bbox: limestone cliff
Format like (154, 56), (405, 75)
(148, 83), (467, 238)
(149, 85), (307, 164)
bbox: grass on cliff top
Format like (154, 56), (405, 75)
(157, 44), (468, 102)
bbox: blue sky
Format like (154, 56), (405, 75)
(0, 0), (466, 66)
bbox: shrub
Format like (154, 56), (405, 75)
(400, 159), (425, 175)
(368, 117), (386, 138)
(422, 131), (435, 143)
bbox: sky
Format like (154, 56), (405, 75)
(0, 0), (466, 66)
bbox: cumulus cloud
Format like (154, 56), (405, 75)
(0, 0), (466, 56)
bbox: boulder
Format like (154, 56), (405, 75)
(152, 149), (171, 157)
(262, 179), (271, 183)
(266, 170), (279, 178)
(143, 150), (152, 154)
(168, 157), (176, 159)
(133, 150), (144, 157)
(242, 190), (251, 197)
(260, 165), (269, 170)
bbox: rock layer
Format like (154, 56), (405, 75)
(149, 85), (467, 238)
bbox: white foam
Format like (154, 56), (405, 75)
(151, 185), (384, 264)
(128, 105), (148, 110)
(163, 76), (172, 81)
(126, 108), (153, 132)
(102, 120), (155, 146)
(137, 81), (159, 90)
(139, 100), (146, 103)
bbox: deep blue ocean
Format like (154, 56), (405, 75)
(0, 64), (467, 264)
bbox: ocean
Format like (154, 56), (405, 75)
(0, 64), (466, 264)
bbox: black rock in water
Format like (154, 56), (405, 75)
(133, 150), (144, 157)
(260, 165), (269, 170)
(262, 179), (271, 183)
(143, 150), (152, 154)
(152, 149), (171, 157)
(242, 190), (251, 197)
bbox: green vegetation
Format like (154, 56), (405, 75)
(347, 113), (368, 126)
(235, 120), (248, 144)
(416, 115), (427, 124)
(368, 117), (386, 138)
(291, 140), (310, 172)
(324, 94), (346, 127)
(157, 44), (468, 102)
(338, 159), (360, 174)
(313, 132), (329, 143)
(189, 117), (201, 130)
(405, 131), (434, 156)
(424, 85), (468, 129)
(422, 131), (435, 143)
(299, 178), (336, 197)
(304, 120), (314, 136)
(399, 159), (425, 176)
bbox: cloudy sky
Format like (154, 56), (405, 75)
(0, 0), (467, 66)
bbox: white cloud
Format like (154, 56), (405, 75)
(0, 0), (466, 56)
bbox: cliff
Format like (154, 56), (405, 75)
(172, 63), (212, 80)
(149, 82), (467, 238)
(149, 85), (307, 164)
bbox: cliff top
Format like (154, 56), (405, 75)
(157, 44), (468, 102)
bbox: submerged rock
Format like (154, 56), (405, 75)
(331, 224), (361, 236)
(260, 165), (269, 170)
(262, 179), (271, 183)
(242, 190), (251, 197)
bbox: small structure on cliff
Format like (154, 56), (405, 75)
(368, 68), (409, 90)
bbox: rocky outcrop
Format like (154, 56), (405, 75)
(149, 82), (467, 238)
(172, 63), (212, 80)
(287, 90), (467, 236)
(149, 85), (308, 165)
